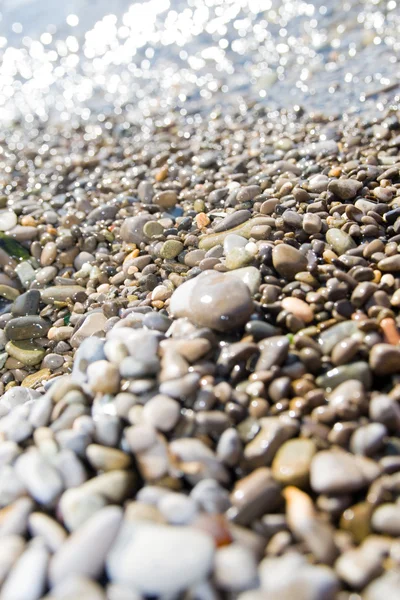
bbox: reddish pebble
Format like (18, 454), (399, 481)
(380, 317), (400, 345)
(281, 297), (314, 324)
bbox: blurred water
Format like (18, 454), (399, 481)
(0, 0), (399, 124)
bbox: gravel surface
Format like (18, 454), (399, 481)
(0, 103), (400, 598)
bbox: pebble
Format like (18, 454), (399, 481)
(160, 239), (184, 259)
(308, 174), (329, 193)
(326, 228), (356, 255)
(214, 543), (258, 591)
(87, 360), (120, 394)
(256, 336), (289, 371)
(316, 362), (372, 391)
(369, 344), (400, 375)
(50, 506), (123, 585)
(0, 285), (19, 301)
(5, 340), (46, 366)
(158, 493), (197, 525)
(15, 262), (36, 288)
(272, 244), (307, 280)
(258, 553), (339, 600)
(281, 297), (314, 323)
(41, 286), (86, 305)
(331, 337), (359, 366)
(350, 423), (387, 456)
(22, 368), (51, 389)
(335, 544), (384, 589)
(107, 521), (215, 596)
(0, 538), (49, 600)
(11, 290), (41, 317)
(377, 255), (400, 272)
(142, 394), (180, 431)
(328, 178), (363, 200)
(15, 449), (64, 505)
(284, 486), (337, 564)
(170, 270), (253, 332)
(70, 312), (108, 348)
(0, 210), (17, 232)
(230, 467), (281, 525)
(41, 242), (57, 266)
(310, 451), (380, 495)
(28, 512), (67, 552)
(225, 247), (253, 270)
(199, 217), (269, 250)
(153, 190), (178, 209)
(5, 316), (50, 341)
(214, 210), (252, 233)
(86, 445), (131, 472)
(272, 438), (316, 487)
(363, 570), (400, 600)
(223, 233), (248, 254)
(319, 320), (360, 354)
(303, 213), (322, 234)
(46, 575), (106, 600)
(224, 266), (261, 295)
(371, 503), (400, 536)
(120, 215), (153, 245)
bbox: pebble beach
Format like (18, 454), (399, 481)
(0, 1), (400, 599)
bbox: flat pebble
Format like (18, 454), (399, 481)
(41, 286), (86, 305)
(310, 451), (380, 495)
(6, 340), (46, 367)
(107, 521), (215, 596)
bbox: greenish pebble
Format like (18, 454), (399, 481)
(225, 266), (261, 295)
(326, 228), (356, 255)
(5, 340), (46, 366)
(143, 221), (164, 239)
(0, 285), (20, 301)
(225, 247), (253, 270)
(15, 262), (36, 288)
(316, 361), (371, 392)
(272, 438), (317, 488)
(0, 232), (31, 261)
(160, 240), (184, 259)
(194, 199), (205, 212)
(318, 320), (360, 354)
(199, 217), (271, 251)
(0, 352), (7, 369)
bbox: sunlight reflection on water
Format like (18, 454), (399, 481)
(0, 0), (399, 124)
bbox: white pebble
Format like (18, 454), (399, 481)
(0, 210), (17, 232)
(14, 449), (64, 506)
(0, 538), (49, 600)
(107, 521), (215, 596)
(50, 506), (123, 585)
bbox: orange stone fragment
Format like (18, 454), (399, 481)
(380, 317), (400, 345)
